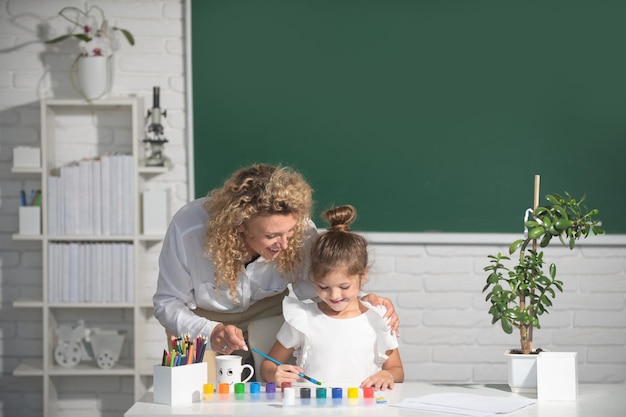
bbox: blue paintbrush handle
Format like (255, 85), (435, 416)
(251, 348), (322, 385)
(252, 347), (282, 366)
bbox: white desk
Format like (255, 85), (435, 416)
(125, 383), (625, 417)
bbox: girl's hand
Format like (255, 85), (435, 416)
(210, 323), (248, 354)
(361, 293), (400, 336)
(360, 370), (395, 391)
(274, 364), (303, 387)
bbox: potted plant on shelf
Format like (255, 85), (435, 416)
(45, 4), (135, 101)
(482, 175), (604, 392)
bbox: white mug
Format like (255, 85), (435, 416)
(215, 355), (254, 385)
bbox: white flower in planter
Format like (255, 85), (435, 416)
(45, 4), (134, 57)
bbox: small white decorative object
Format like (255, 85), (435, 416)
(54, 321), (86, 368)
(54, 320), (126, 369)
(88, 328), (126, 369)
(537, 352), (578, 401)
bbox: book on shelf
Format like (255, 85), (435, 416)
(47, 242), (134, 303)
(47, 176), (58, 235)
(126, 243), (134, 303)
(47, 154), (133, 236)
(100, 153), (111, 236)
(92, 158), (102, 235)
(78, 159), (90, 235)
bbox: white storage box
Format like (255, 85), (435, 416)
(537, 351), (578, 401)
(13, 146), (41, 168)
(142, 189), (168, 235)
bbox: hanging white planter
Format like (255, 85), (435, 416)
(71, 55), (112, 101)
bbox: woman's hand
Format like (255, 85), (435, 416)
(210, 323), (248, 354)
(361, 293), (400, 336)
(360, 370), (395, 391)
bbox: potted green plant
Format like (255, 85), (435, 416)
(482, 175), (604, 392)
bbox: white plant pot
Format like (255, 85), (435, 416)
(505, 350), (538, 393)
(73, 56), (112, 100)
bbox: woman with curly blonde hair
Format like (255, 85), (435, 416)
(153, 164), (397, 376)
(204, 164), (312, 299)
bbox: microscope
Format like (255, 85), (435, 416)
(143, 86), (168, 167)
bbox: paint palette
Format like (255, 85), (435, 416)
(202, 381), (388, 407)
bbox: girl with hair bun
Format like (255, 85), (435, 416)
(261, 205), (404, 390)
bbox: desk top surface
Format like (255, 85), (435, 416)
(125, 383), (625, 417)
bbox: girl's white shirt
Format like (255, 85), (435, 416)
(277, 296), (398, 384)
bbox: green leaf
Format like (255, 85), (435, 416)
(501, 318), (513, 334)
(45, 34), (75, 44)
(535, 303), (545, 314)
(540, 294), (552, 306)
(554, 205), (567, 218)
(528, 226), (545, 240)
(545, 195), (560, 205)
(549, 263), (557, 278)
(555, 219), (573, 231)
(115, 28), (135, 46)
(509, 239), (525, 254)
(45, 33), (89, 44)
(536, 276), (551, 286)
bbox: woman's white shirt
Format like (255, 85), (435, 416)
(152, 198), (317, 338)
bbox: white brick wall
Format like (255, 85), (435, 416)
(1, 1), (625, 417)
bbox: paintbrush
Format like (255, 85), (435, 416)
(252, 347), (323, 386)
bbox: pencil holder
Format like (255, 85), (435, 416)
(19, 206), (41, 235)
(153, 362), (208, 405)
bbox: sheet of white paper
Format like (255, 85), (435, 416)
(391, 401), (492, 417)
(390, 392), (536, 416)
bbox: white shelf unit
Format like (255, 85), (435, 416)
(12, 97), (167, 416)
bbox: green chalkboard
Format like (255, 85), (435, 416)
(191, 0), (626, 233)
